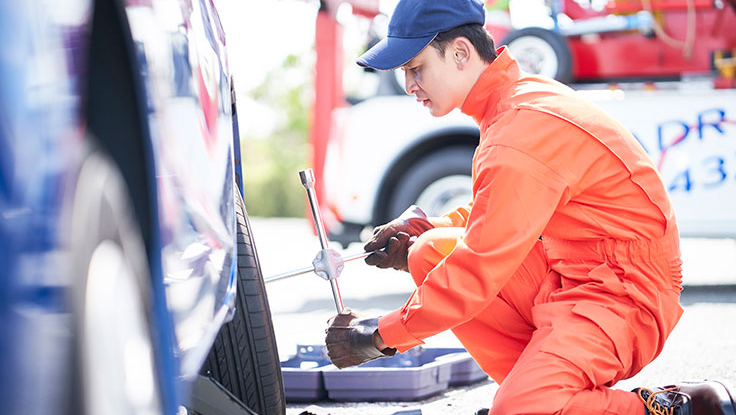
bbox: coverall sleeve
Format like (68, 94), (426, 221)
(379, 145), (570, 351)
(430, 201), (474, 228)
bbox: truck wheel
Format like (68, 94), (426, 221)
(70, 151), (164, 415)
(387, 147), (474, 220)
(501, 27), (573, 84)
(199, 187), (285, 415)
(389, 68), (407, 95)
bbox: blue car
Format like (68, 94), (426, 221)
(0, 1), (284, 414)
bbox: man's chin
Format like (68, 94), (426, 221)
(428, 107), (451, 117)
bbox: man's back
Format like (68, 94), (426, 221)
(465, 50), (676, 241)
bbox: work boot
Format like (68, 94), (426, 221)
(635, 381), (736, 415)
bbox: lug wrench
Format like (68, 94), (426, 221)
(263, 170), (432, 312)
(264, 250), (371, 283)
(263, 169), (379, 312)
(267, 168), (348, 313)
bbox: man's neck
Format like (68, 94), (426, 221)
(459, 59), (492, 110)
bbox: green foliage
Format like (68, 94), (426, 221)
(241, 54), (311, 217)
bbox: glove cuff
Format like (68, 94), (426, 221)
(398, 205), (434, 235)
(350, 318), (396, 361)
(325, 310), (396, 369)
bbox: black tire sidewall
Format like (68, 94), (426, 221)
(387, 147), (474, 221)
(198, 186), (285, 415)
(234, 188), (285, 413)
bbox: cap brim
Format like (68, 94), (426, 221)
(356, 34), (436, 70)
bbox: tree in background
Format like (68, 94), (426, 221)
(241, 54), (311, 217)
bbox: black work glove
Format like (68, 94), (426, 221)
(365, 231), (413, 271)
(364, 205), (434, 272)
(325, 308), (396, 369)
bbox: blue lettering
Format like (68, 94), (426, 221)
(702, 156), (728, 188)
(668, 169), (692, 193)
(697, 108), (726, 139)
(658, 120), (690, 153)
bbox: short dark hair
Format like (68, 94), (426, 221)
(431, 23), (497, 64)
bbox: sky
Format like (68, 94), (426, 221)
(213, 0), (320, 93)
(211, 0), (400, 138)
(212, 0), (320, 137)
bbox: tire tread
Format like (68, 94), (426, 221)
(199, 189), (285, 415)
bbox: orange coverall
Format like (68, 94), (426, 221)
(377, 47), (683, 415)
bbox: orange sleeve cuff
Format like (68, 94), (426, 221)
(378, 309), (425, 353)
(429, 216), (454, 228)
(439, 203), (473, 227)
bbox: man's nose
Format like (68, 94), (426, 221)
(405, 72), (418, 95)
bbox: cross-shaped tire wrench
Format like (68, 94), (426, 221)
(263, 169), (366, 313)
(263, 170), (435, 314)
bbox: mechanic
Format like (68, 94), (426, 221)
(323, 0), (736, 414)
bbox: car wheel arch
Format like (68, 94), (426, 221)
(372, 127), (479, 225)
(83, 0), (178, 409)
(86, 0), (158, 257)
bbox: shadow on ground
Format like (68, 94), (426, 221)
(680, 284), (736, 305)
(279, 293), (412, 314)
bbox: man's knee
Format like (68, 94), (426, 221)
(490, 353), (584, 415)
(407, 233), (437, 286)
(407, 227), (462, 285)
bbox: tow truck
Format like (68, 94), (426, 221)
(316, 0), (736, 246)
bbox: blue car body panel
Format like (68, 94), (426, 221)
(0, 0), (242, 413)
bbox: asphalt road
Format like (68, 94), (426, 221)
(250, 217), (736, 415)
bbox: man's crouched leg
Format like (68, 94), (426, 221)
(474, 381), (736, 415)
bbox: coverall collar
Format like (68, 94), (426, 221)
(460, 46), (519, 127)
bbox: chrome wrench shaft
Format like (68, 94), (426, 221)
(299, 169), (344, 313)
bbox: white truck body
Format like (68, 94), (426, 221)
(322, 80), (736, 244)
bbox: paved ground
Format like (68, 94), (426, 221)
(250, 217), (736, 415)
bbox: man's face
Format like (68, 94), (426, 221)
(401, 44), (463, 117)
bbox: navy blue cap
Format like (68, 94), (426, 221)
(357, 0), (486, 70)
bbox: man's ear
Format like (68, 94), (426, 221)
(452, 37), (472, 69)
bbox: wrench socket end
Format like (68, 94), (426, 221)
(299, 169), (315, 189)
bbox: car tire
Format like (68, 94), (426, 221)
(501, 27), (573, 84)
(70, 151), (164, 415)
(198, 187), (285, 415)
(387, 147), (475, 221)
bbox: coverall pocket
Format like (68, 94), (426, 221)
(629, 289), (683, 370)
(548, 262), (628, 304)
(537, 302), (633, 387)
(656, 289), (683, 337)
